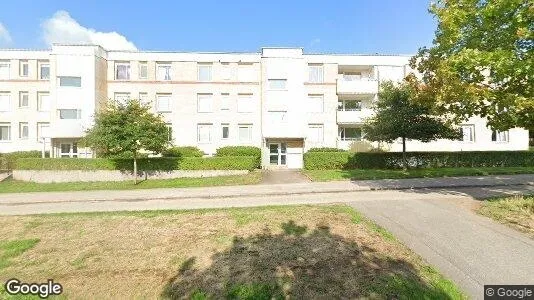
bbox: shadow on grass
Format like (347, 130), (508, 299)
(161, 221), (457, 299)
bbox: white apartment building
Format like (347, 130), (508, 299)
(0, 45), (529, 168)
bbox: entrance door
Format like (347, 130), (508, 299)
(269, 143), (287, 166)
(59, 142), (78, 158)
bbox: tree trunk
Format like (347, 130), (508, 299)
(402, 137), (407, 171)
(133, 153), (138, 185)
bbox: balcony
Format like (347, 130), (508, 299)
(336, 108), (374, 124)
(336, 78), (379, 95)
(49, 120), (85, 138)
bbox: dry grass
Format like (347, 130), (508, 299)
(478, 195), (534, 237)
(0, 205), (464, 299)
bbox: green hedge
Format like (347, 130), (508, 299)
(162, 146), (204, 158)
(216, 146), (261, 167)
(0, 151), (49, 170)
(15, 156), (259, 171)
(307, 147), (348, 152)
(304, 151), (534, 170)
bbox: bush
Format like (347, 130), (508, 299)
(162, 146), (204, 158)
(216, 146), (261, 168)
(304, 151), (534, 170)
(307, 147), (347, 152)
(0, 151), (49, 170)
(14, 156), (259, 171)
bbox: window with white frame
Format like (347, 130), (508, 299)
(308, 94), (324, 113)
(237, 94), (254, 112)
(342, 72), (362, 81)
(197, 94), (213, 113)
(221, 63), (231, 80)
(197, 63), (212, 82)
(58, 76), (81, 87)
(115, 62), (130, 80)
(156, 63), (172, 81)
(339, 127), (362, 141)
(0, 61), (10, 79)
(338, 99), (362, 111)
(38, 92), (50, 111)
(197, 124), (213, 143)
(19, 122), (28, 139)
(492, 130), (509, 142)
(166, 123), (173, 142)
(221, 123), (229, 139)
(114, 92), (131, 104)
(460, 124), (475, 142)
(268, 79), (287, 90)
(268, 111), (287, 122)
(308, 64), (324, 83)
(139, 92), (149, 105)
(37, 122), (49, 141)
(0, 123), (11, 141)
(307, 124), (324, 143)
(138, 62), (148, 79)
(238, 124), (253, 142)
(20, 60), (29, 77)
(238, 63), (254, 82)
(58, 109), (81, 119)
(220, 93), (230, 111)
(156, 94), (171, 112)
(39, 61), (50, 80)
(0, 92), (11, 111)
(19, 92), (29, 108)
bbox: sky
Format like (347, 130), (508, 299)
(0, 0), (437, 54)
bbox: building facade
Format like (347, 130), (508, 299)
(0, 45), (529, 168)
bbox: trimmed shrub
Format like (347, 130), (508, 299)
(307, 147), (347, 152)
(162, 146), (204, 158)
(304, 151), (534, 170)
(216, 146), (261, 168)
(0, 151), (49, 170)
(14, 156), (259, 171)
(99, 151), (149, 159)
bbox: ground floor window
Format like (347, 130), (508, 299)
(460, 124), (475, 142)
(60, 142), (78, 158)
(492, 130), (509, 142)
(0, 123), (11, 141)
(338, 127), (362, 141)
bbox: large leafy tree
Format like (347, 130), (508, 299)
(363, 82), (461, 169)
(83, 99), (169, 183)
(408, 0), (533, 131)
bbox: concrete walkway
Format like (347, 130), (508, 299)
(260, 169), (311, 184)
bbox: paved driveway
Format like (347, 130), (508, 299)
(350, 196), (534, 300)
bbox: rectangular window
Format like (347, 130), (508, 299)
(460, 125), (475, 142)
(0, 123), (10, 141)
(115, 62), (130, 80)
(268, 79), (287, 90)
(166, 123), (173, 142)
(197, 124), (213, 143)
(197, 94), (213, 113)
(221, 63), (231, 80)
(39, 62), (50, 80)
(221, 123), (229, 139)
(37, 122), (49, 141)
(197, 64), (212, 82)
(307, 124), (324, 143)
(59, 76), (81, 87)
(156, 63), (172, 81)
(308, 64), (324, 83)
(0, 61), (10, 79)
(492, 130), (509, 142)
(19, 92), (29, 108)
(339, 127), (362, 141)
(114, 92), (131, 104)
(343, 72), (362, 81)
(138, 62), (148, 79)
(139, 92), (149, 105)
(0, 92), (11, 111)
(220, 93), (230, 111)
(238, 124), (253, 142)
(338, 100), (362, 111)
(308, 94), (324, 113)
(19, 122), (28, 139)
(238, 63), (254, 82)
(237, 94), (254, 113)
(59, 109), (81, 119)
(156, 94), (171, 112)
(20, 60), (29, 77)
(268, 111), (287, 122)
(38, 92), (50, 111)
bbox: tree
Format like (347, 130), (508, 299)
(83, 99), (169, 184)
(363, 82), (461, 169)
(408, 0), (533, 131)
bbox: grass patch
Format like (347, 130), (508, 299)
(0, 239), (39, 269)
(0, 205), (464, 299)
(0, 172), (261, 193)
(478, 195), (534, 236)
(304, 167), (534, 181)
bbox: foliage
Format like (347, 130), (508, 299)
(0, 151), (49, 170)
(162, 146), (204, 158)
(408, 0), (534, 131)
(304, 151), (534, 170)
(216, 146), (261, 167)
(14, 157), (259, 171)
(307, 147), (347, 152)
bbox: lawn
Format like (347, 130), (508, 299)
(478, 195), (534, 237)
(0, 172), (261, 193)
(303, 167), (534, 181)
(0, 205), (465, 299)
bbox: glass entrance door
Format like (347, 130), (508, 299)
(59, 142), (78, 158)
(269, 143), (287, 166)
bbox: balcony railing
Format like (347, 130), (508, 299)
(336, 108), (374, 124)
(336, 78), (379, 95)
